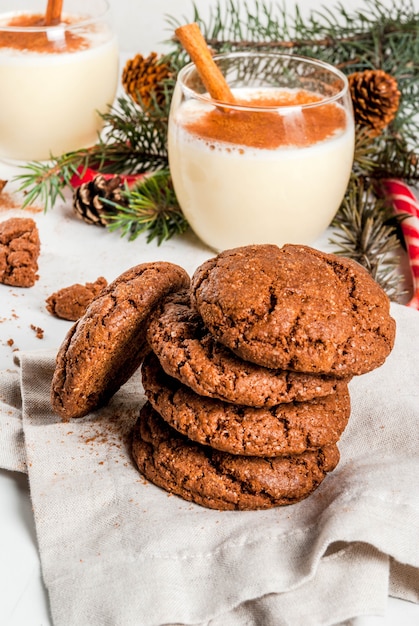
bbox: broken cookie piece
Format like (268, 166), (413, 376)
(0, 217), (40, 287)
(46, 276), (108, 321)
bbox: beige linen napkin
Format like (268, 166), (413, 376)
(1, 302), (419, 626)
(0, 369), (25, 473)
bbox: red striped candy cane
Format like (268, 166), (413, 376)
(380, 178), (419, 310)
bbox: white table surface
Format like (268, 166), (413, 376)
(1, 0), (419, 617)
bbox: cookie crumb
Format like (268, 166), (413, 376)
(30, 324), (44, 339)
(46, 276), (108, 321)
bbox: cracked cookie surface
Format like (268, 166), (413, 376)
(51, 262), (190, 420)
(132, 402), (340, 511)
(191, 244), (396, 376)
(147, 289), (346, 406)
(142, 352), (351, 457)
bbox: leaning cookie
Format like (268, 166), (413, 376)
(141, 352), (351, 457)
(147, 289), (347, 406)
(191, 244), (396, 377)
(51, 262), (190, 420)
(132, 402), (340, 511)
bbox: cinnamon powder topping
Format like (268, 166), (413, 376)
(0, 14), (92, 53)
(183, 90), (347, 149)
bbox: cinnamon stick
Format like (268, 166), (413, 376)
(45, 0), (63, 26)
(175, 23), (236, 105)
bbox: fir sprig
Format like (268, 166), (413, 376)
(98, 95), (170, 173)
(352, 126), (419, 184)
(330, 176), (405, 299)
(104, 170), (189, 245)
(17, 158), (74, 211)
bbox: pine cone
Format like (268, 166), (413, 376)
(348, 69), (400, 137)
(121, 52), (172, 109)
(73, 175), (126, 227)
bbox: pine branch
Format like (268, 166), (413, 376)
(330, 176), (405, 300)
(17, 150), (95, 211)
(352, 126), (419, 184)
(167, 0), (418, 50)
(16, 0), (418, 209)
(98, 95), (170, 173)
(103, 170), (189, 245)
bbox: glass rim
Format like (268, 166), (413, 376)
(0, 0), (110, 32)
(177, 50), (350, 112)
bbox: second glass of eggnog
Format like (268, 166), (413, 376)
(168, 52), (355, 251)
(0, 0), (118, 161)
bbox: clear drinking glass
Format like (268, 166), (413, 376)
(0, 0), (118, 161)
(168, 51), (355, 252)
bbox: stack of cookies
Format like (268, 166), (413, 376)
(132, 244), (396, 511)
(50, 244), (396, 511)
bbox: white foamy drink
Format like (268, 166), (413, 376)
(0, 10), (118, 161)
(168, 87), (355, 251)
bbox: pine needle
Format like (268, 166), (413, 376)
(330, 176), (405, 299)
(103, 170), (189, 245)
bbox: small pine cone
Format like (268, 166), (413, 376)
(73, 175), (126, 227)
(121, 52), (172, 109)
(348, 69), (401, 137)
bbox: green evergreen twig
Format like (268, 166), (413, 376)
(330, 176), (406, 299)
(103, 170), (188, 245)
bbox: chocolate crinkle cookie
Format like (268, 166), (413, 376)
(190, 244), (396, 377)
(50, 261), (190, 421)
(132, 403), (340, 511)
(146, 289), (347, 406)
(141, 351), (351, 457)
(0, 217), (40, 287)
(46, 276), (108, 321)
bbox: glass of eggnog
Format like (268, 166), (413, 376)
(0, 0), (118, 161)
(168, 51), (355, 252)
